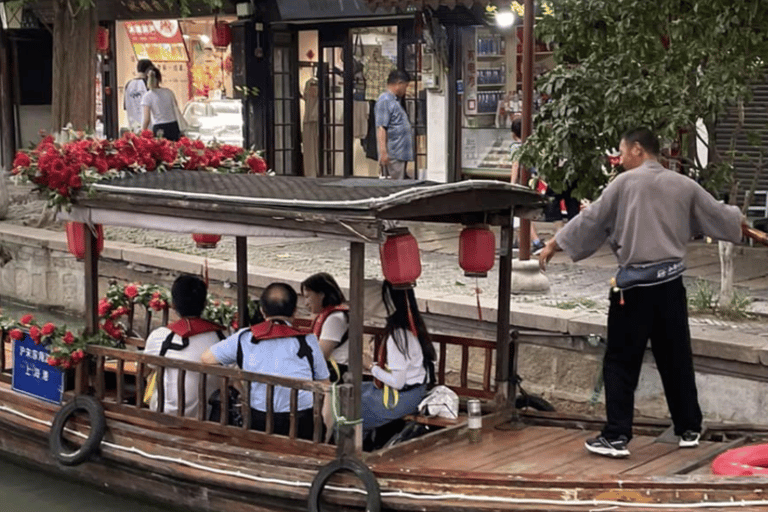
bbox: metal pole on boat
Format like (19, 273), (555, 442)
(496, 219), (513, 399)
(338, 240), (365, 456)
(235, 236), (250, 328)
(78, 223), (99, 395)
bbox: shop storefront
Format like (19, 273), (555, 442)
(458, 23), (553, 180)
(114, 16), (238, 144)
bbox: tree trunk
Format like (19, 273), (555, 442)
(51, 0), (97, 134)
(0, 21), (13, 219)
(718, 240), (734, 306)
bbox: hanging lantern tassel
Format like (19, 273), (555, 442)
(475, 279), (483, 321)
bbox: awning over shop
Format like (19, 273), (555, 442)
(274, 0), (381, 21)
(365, 0), (490, 11)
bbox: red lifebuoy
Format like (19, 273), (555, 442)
(711, 444), (768, 476)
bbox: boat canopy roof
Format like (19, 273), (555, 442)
(62, 172), (544, 242)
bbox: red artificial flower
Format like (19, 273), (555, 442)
(63, 331), (75, 345)
(231, 320), (239, 330)
(13, 152), (31, 169)
(68, 173), (83, 189)
(19, 314), (34, 325)
(98, 298), (112, 317)
(72, 349), (85, 363)
(246, 155), (267, 174)
(41, 322), (56, 336)
(110, 306), (128, 319)
(8, 329), (24, 340)
(29, 325), (41, 344)
(140, 130), (154, 139)
(124, 284), (139, 299)
(46, 356), (58, 366)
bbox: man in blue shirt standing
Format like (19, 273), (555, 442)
(201, 283), (330, 440)
(376, 69), (413, 179)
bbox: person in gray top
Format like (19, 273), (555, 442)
(375, 69), (413, 180)
(539, 127), (745, 459)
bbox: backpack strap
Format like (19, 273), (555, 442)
(295, 334), (316, 380)
(159, 330), (188, 357)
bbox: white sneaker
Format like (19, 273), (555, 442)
(679, 431), (700, 448)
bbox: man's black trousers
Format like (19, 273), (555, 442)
(602, 277), (702, 441)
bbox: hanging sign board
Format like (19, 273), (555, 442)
(125, 20), (189, 62)
(12, 334), (64, 404)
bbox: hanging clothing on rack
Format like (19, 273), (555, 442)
(302, 76), (319, 178)
(364, 47), (395, 102)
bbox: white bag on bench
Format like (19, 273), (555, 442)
(418, 385), (459, 420)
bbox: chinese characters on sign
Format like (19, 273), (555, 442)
(125, 20), (189, 62)
(12, 333), (64, 404)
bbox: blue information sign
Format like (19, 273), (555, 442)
(12, 334), (65, 404)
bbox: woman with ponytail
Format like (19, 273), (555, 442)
(361, 280), (436, 433)
(141, 66), (183, 141)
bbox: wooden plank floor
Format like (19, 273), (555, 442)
(379, 425), (727, 477)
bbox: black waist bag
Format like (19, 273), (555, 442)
(208, 386), (243, 427)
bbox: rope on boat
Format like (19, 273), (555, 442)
(2, 403), (768, 509)
(330, 382), (362, 427)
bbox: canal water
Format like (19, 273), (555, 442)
(0, 454), (179, 511)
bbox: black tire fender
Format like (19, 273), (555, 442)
(49, 395), (106, 466)
(308, 457), (381, 512)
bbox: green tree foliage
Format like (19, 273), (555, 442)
(516, 0), (768, 199)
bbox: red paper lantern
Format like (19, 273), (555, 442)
(96, 27), (109, 53)
(459, 225), (495, 278)
(211, 20), (231, 48)
(380, 228), (421, 289)
(66, 222), (104, 260)
(192, 233), (221, 248)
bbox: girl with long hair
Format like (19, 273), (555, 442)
(301, 272), (349, 383)
(141, 66), (183, 141)
(361, 280), (436, 433)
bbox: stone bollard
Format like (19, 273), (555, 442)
(511, 259), (550, 293)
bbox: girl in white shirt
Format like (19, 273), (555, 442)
(301, 272), (349, 383)
(361, 281), (436, 434)
(141, 66), (182, 141)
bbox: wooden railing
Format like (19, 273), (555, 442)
(86, 345), (335, 449)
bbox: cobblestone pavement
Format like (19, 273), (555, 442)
(5, 182), (768, 335)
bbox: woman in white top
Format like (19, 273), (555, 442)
(301, 272), (349, 383)
(361, 281), (436, 433)
(141, 66), (182, 141)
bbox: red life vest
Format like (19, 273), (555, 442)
(308, 304), (349, 339)
(239, 320), (316, 380)
(250, 320), (305, 340)
(161, 318), (225, 356)
(168, 318), (225, 337)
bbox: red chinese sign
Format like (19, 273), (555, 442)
(125, 20), (189, 62)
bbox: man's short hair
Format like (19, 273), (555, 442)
(260, 283), (298, 318)
(136, 59), (153, 74)
(387, 69), (410, 85)
(172, 274), (207, 318)
(621, 127), (660, 156)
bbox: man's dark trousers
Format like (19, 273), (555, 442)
(602, 277), (702, 441)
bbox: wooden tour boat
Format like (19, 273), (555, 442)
(1, 172), (767, 511)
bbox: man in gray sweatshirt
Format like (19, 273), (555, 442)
(538, 127), (745, 458)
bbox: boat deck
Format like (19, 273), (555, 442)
(372, 424), (736, 478)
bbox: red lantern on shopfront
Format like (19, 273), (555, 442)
(96, 27), (109, 54)
(459, 225), (495, 278)
(66, 222), (104, 260)
(380, 228), (421, 289)
(211, 19), (231, 48)
(192, 233), (221, 249)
